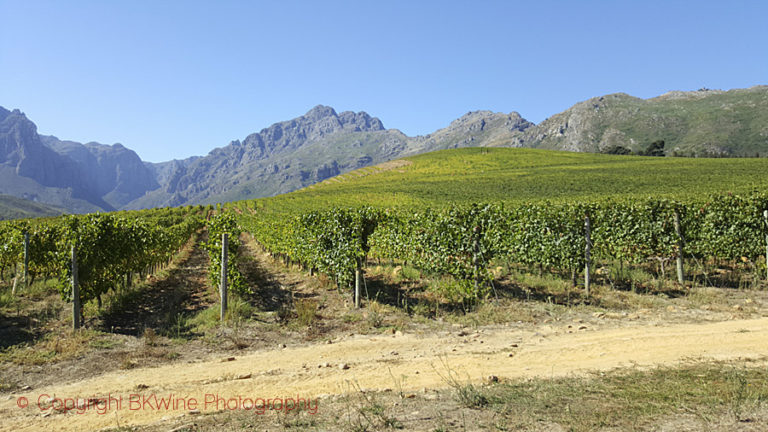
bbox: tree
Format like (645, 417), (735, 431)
(602, 145), (632, 155)
(641, 140), (665, 157)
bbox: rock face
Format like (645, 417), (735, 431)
(0, 108), (80, 190)
(0, 108), (106, 212)
(408, 110), (533, 153)
(127, 105), (408, 208)
(41, 137), (159, 208)
(0, 106), (159, 211)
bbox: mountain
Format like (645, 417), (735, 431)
(0, 105), (163, 213)
(0, 107), (106, 213)
(409, 110), (533, 152)
(524, 86), (768, 156)
(1, 85), (767, 214)
(126, 105), (413, 208)
(40, 136), (159, 208)
(124, 106), (538, 209)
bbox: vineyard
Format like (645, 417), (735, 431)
(256, 147), (768, 213)
(3, 148), (768, 327)
(233, 192), (768, 306)
(217, 148), (768, 308)
(3, 149), (768, 431)
(0, 207), (205, 327)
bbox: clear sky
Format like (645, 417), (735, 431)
(1, 0), (766, 162)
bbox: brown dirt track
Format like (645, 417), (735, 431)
(2, 316), (768, 431)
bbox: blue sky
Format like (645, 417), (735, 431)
(1, 0), (766, 162)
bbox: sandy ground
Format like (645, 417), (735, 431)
(2, 316), (768, 431)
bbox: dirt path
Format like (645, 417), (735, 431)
(237, 233), (296, 313)
(2, 316), (768, 431)
(99, 233), (212, 335)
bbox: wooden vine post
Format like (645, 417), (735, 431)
(220, 232), (228, 321)
(354, 264), (361, 309)
(473, 226), (481, 295)
(11, 264), (18, 296)
(673, 209), (685, 285)
(72, 245), (80, 330)
(23, 231), (29, 289)
(764, 210), (768, 281)
(584, 214), (591, 297)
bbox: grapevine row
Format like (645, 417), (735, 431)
(0, 207), (203, 307)
(239, 192), (768, 300)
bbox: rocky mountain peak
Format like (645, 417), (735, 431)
(0, 106), (11, 123)
(300, 105), (385, 133)
(1, 108), (40, 161)
(233, 106), (388, 162)
(337, 110), (385, 132)
(304, 105), (338, 121)
(0, 109), (31, 130)
(447, 110), (498, 128)
(443, 110), (532, 134)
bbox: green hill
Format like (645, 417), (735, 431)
(252, 147), (768, 213)
(0, 194), (65, 220)
(525, 86), (768, 156)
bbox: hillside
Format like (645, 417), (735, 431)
(0, 194), (64, 220)
(525, 86), (768, 155)
(255, 147), (768, 213)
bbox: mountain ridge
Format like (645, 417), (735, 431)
(525, 85), (768, 155)
(1, 85), (767, 217)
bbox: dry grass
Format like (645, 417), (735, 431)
(0, 329), (102, 366)
(295, 298), (319, 327)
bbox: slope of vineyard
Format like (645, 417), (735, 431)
(249, 147), (768, 214)
(230, 147), (768, 305)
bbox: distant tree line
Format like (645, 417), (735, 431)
(602, 140), (666, 157)
(601, 140), (762, 158)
